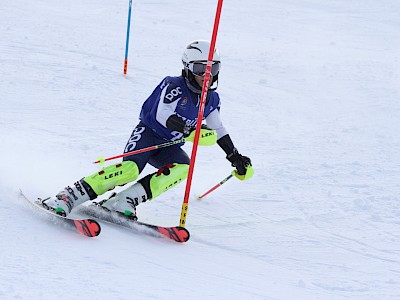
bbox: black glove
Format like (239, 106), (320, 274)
(166, 115), (210, 138)
(227, 149), (252, 175)
(182, 123), (209, 138)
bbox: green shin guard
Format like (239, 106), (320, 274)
(83, 161), (139, 196)
(139, 163), (189, 200)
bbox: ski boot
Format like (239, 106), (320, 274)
(97, 183), (147, 221)
(99, 163), (189, 220)
(41, 180), (92, 216)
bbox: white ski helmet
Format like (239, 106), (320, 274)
(181, 40), (221, 93)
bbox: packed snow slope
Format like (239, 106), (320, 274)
(1, 0), (400, 299)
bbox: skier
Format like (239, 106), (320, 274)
(42, 40), (254, 220)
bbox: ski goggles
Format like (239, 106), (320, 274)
(189, 61), (220, 77)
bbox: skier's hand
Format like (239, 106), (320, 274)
(227, 150), (254, 180)
(184, 125), (217, 146)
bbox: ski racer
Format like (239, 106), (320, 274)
(42, 40), (254, 219)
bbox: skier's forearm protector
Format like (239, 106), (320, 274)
(217, 134), (235, 156)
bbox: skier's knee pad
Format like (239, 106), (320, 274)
(83, 161), (139, 196)
(138, 163), (189, 200)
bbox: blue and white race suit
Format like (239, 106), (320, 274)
(123, 76), (228, 172)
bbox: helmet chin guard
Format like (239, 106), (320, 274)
(182, 69), (219, 94)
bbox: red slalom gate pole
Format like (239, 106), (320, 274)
(179, 0), (224, 227)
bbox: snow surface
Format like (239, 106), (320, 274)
(1, 0), (400, 299)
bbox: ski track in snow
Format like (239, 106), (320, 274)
(1, 0), (400, 299)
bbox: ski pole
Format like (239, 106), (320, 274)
(93, 138), (185, 165)
(92, 128), (215, 165)
(197, 172), (234, 199)
(123, 0), (133, 75)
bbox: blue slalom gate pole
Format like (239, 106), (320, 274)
(123, 0), (133, 75)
